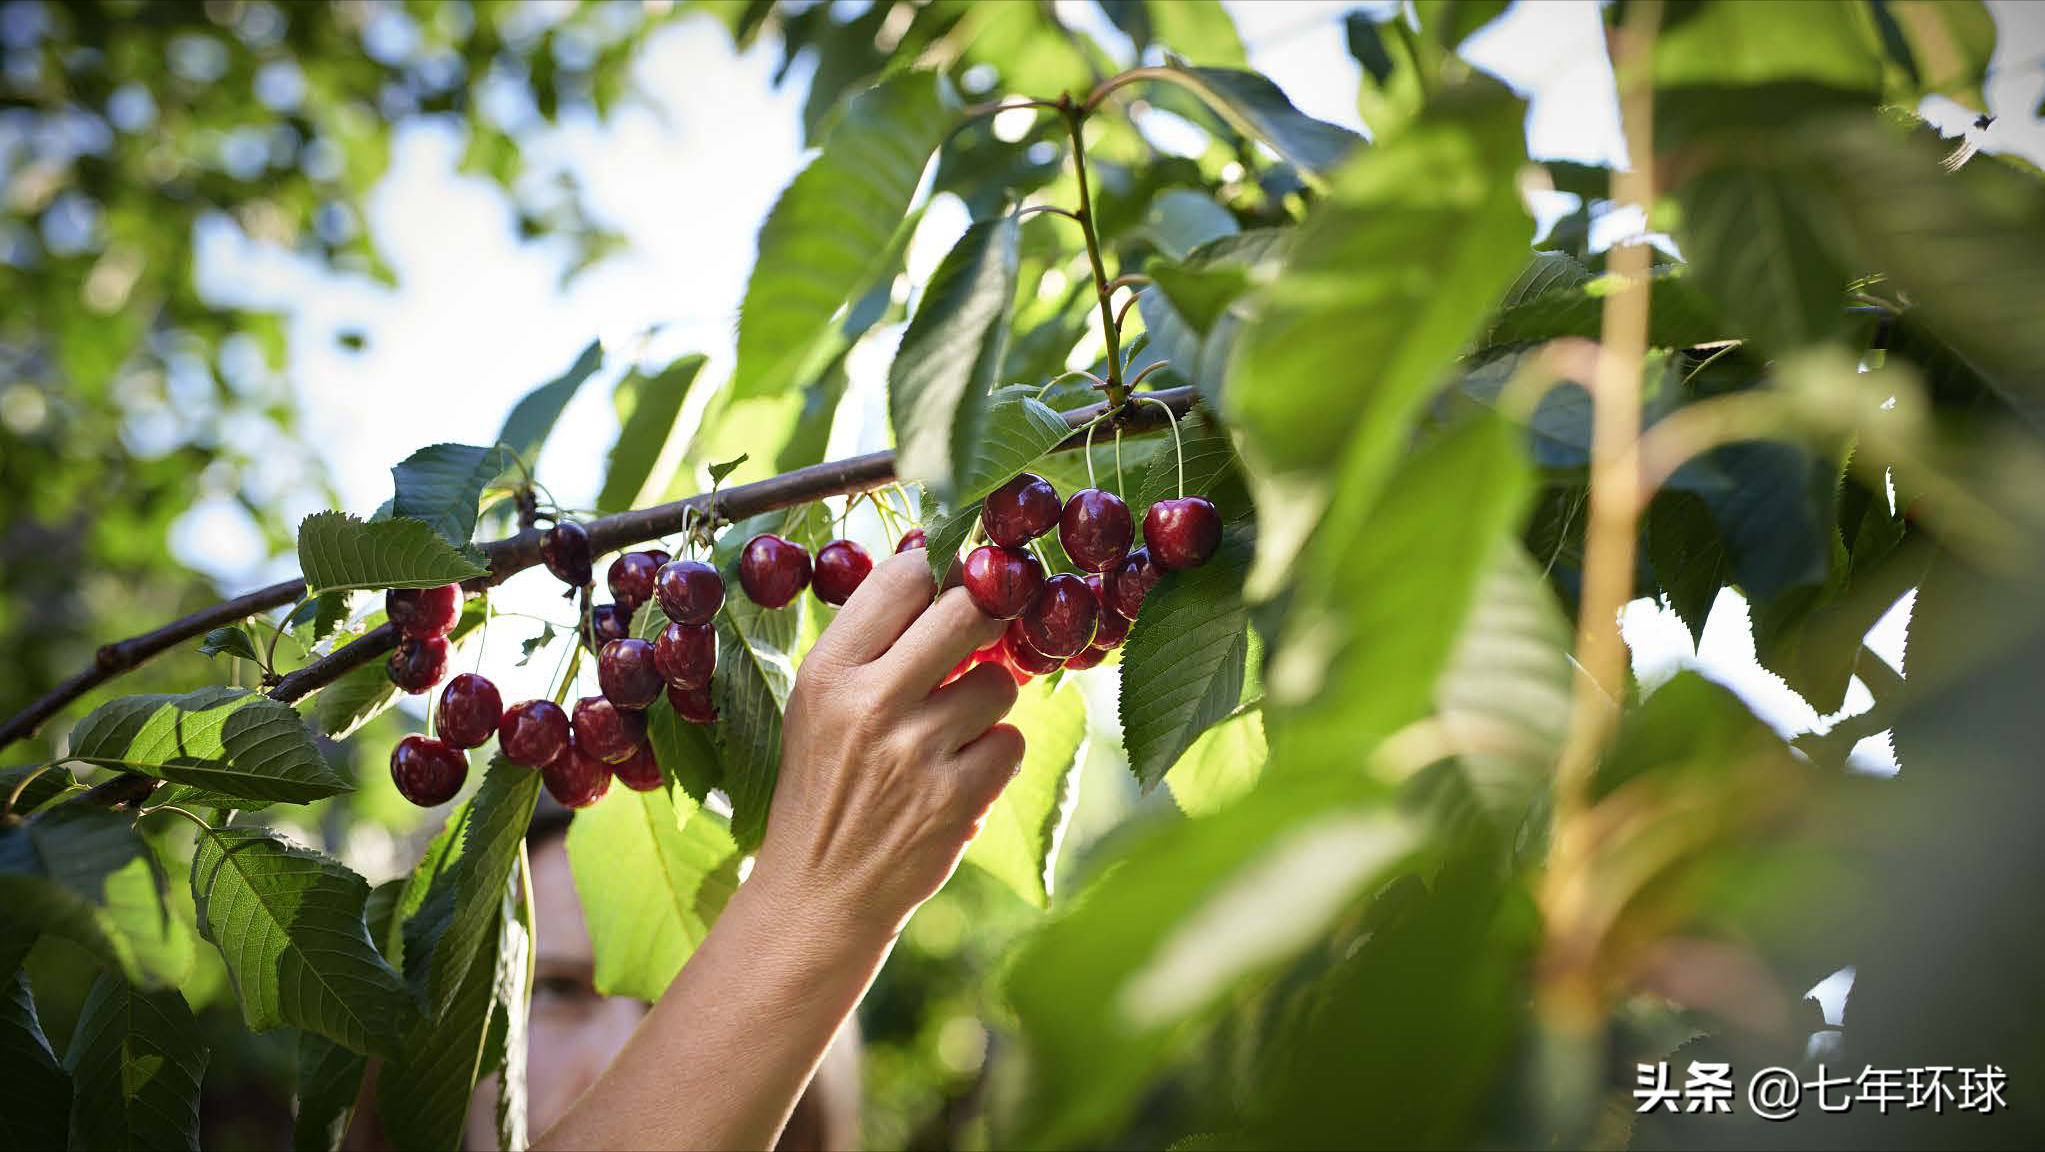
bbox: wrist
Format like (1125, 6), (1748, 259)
(738, 846), (904, 959)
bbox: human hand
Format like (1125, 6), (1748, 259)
(750, 548), (1024, 942)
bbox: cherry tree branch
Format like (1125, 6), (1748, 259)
(9, 386), (1199, 768)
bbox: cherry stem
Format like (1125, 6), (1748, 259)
(1114, 425), (1126, 494)
(1126, 360), (1171, 391)
(1035, 369), (1108, 400)
(1112, 289), (1146, 334)
(1084, 416), (1100, 488)
(1015, 204), (1083, 224)
(1060, 100), (1126, 406)
(135, 803), (212, 834)
(4, 762), (55, 815)
(1138, 395), (1185, 497)
(959, 97), (1064, 121)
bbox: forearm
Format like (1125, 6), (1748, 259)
(533, 864), (894, 1151)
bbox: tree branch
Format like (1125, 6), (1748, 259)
(6, 387), (1199, 767)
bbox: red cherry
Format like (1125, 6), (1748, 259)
(542, 740), (612, 809)
(1063, 645), (1108, 671)
(607, 551), (662, 612)
(597, 638), (663, 710)
(540, 520), (593, 587)
(654, 621), (716, 690)
(386, 584), (462, 640)
(1003, 619), (1063, 677)
(940, 651), (979, 687)
(1106, 547), (1162, 620)
(573, 694), (647, 764)
(499, 699), (570, 768)
(813, 539), (873, 606)
(654, 558), (725, 626)
(643, 549), (672, 570)
(612, 742), (664, 793)
(390, 735), (467, 807)
(961, 545), (1044, 619)
(583, 603), (631, 650)
(895, 528), (926, 553)
(738, 534), (811, 609)
(434, 673), (502, 749)
(667, 682), (718, 724)
(1143, 496), (1222, 570)
(386, 636), (450, 694)
(1058, 489), (1132, 573)
(981, 472), (1060, 548)
(1020, 573), (1099, 658)
(1083, 574), (1130, 648)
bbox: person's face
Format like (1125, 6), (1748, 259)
(464, 835), (649, 1150)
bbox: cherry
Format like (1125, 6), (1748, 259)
(1020, 573), (1099, 659)
(542, 740), (612, 809)
(612, 741), (664, 793)
(434, 673), (502, 749)
(643, 549), (672, 569)
(981, 472), (1060, 548)
(583, 603), (631, 650)
(813, 539), (873, 606)
(1083, 574), (1130, 648)
(607, 551), (662, 612)
(1143, 496), (1222, 570)
(1106, 547), (1162, 620)
(655, 558), (725, 626)
(386, 636), (450, 694)
(573, 694), (647, 764)
(597, 638), (663, 710)
(390, 735), (467, 807)
(499, 699), (571, 768)
(940, 650), (980, 687)
(654, 621), (716, 690)
(738, 534), (811, 609)
(961, 545), (1044, 619)
(1003, 618), (1063, 677)
(387, 584), (462, 640)
(540, 520), (593, 587)
(668, 682), (718, 724)
(1058, 489), (1132, 573)
(895, 528), (926, 553)
(1063, 645), (1108, 671)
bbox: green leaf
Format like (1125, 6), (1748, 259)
(1119, 527), (1253, 790)
(1474, 259), (1728, 354)
(198, 624), (263, 663)
(1875, 0), (1996, 111)
(706, 454), (749, 486)
(292, 1032), (366, 1152)
(63, 972), (207, 1152)
(284, 592), (352, 644)
(632, 601), (724, 805)
(296, 511), (489, 597)
(597, 355), (707, 515)
(1646, 490), (1732, 640)
(1664, 440), (1830, 603)
(1152, 61), (1363, 180)
(733, 70), (958, 399)
(401, 758), (542, 1021)
(68, 687), (349, 804)
(1656, 0), (1883, 96)
(1676, 162), (1853, 353)
(0, 805), (190, 988)
(566, 786), (740, 1000)
(487, 877), (531, 1152)
(514, 622), (557, 668)
(712, 607), (793, 852)
(890, 216), (1020, 503)
(1229, 79), (1530, 594)
(190, 826), (418, 1057)
(307, 600), (486, 741)
(1145, 0), (1247, 68)
(1005, 771), (1415, 1149)
(1137, 188), (1238, 261)
(0, 970), (71, 1151)
(391, 443), (517, 549)
(496, 340), (604, 469)
(1164, 708), (1266, 817)
(1129, 409), (1249, 540)
(0, 764), (77, 817)
(965, 676), (1087, 908)
(920, 387), (1075, 584)
(1133, 229), (1288, 404)
(379, 878), (516, 1152)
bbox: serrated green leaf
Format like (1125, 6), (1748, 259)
(1152, 61), (1363, 180)
(378, 885), (509, 1152)
(890, 216), (1020, 503)
(1677, 163), (1853, 353)
(597, 355), (706, 515)
(566, 785), (739, 1001)
(712, 607), (793, 852)
(307, 601), (486, 741)
(1164, 708), (1266, 817)
(1130, 409), (1249, 541)
(1134, 230), (1288, 404)
(297, 511), (488, 597)
(68, 687), (348, 804)
(1646, 490), (1732, 640)
(0, 969), (71, 1152)
(292, 1032), (365, 1152)
(401, 758), (541, 1021)
(198, 624), (264, 663)
(706, 454), (749, 485)
(284, 592), (352, 644)
(1664, 440), (1830, 603)
(63, 972), (207, 1152)
(0, 764), (77, 817)
(391, 443), (517, 548)
(487, 876), (530, 1152)
(1146, 0), (1246, 67)
(920, 387), (1075, 584)
(734, 70), (957, 399)
(514, 622), (557, 668)
(0, 805), (190, 988)
(965, 676), (1087, 908)
(190, 826), (417, 1057)
(1119, 527), (1253, 790)
(1474, 259), (1727, 354)
(496, 340), (604, 470)
(1138, 189), (1239, 261)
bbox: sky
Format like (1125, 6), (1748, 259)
(176, 0), (2045, 755)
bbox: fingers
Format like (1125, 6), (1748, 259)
(919, 662), (1019, 753)
(811, 550), (936, 667)
(876, 586), (1004, 697)
(950, 722), (1026, 816)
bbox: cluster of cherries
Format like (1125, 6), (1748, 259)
(954, 474), (1221, 681)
